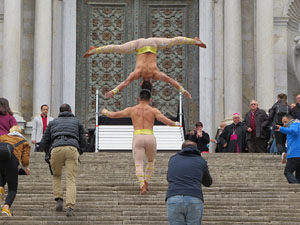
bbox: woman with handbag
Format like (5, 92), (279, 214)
(0, 126), (30, 216)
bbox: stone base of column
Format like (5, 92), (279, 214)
(13, 112), (26, 130)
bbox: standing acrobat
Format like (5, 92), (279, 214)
(84, 37), (206, 99)
(101, 81), (180, 194)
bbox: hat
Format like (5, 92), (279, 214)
(9, 125), (22, 133)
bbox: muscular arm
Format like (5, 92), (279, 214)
(101, 107), (132, 119)
(105, 71), (140, 98)
(153, 108), (179, 126)
(158, 72), (191, 99)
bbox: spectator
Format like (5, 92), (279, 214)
(40, 104), (87, 217)
(166, 140), (212, 225)
(0, 98), (18, 136)
(268, 93), (291, 154)
(0, 126), (31, 216)
(211, 121), (227, 152)
(220, 113), (247, 153)
(31, 104), (53, 152)
(291, 94), (300, 120)
(275, 114), (300, 183)
(185, 122), (210, 152)
(84, 132), (95, 152)
(243, 100), (268, 153)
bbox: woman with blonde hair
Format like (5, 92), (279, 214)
(0, 125), (30, 216)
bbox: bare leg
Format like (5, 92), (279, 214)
(105, 71), (140, 98)
(152, 36), (206, 50)
(158, 72), (192, 99)
(83, 40), (139, 58)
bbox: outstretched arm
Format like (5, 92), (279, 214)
(105, 71), (140, 98)
(154, 36), (206, 50)
(158, 72), (192, 99)
(101, 107), (131, 119)
(153, 108), (180, 127)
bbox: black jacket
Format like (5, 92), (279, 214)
(243, 108), (268, 140)
(219, 122), (247, 153)
(166, 145), (212, 202)
(291, 103), (300, 120)
(185, 131), (210, 152)
(268, 100), (291, 125)
(40, 111), (87, 154)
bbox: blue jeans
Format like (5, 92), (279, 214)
(167, 195), (204, 225)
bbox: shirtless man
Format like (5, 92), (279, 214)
(101, 81), (180, 194)
(84, 36), (207, 99)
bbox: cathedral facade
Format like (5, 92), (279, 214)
(0, 0), (299, 137)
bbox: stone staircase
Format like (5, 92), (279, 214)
(1, 152), (300, 225)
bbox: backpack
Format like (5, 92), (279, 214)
(0, 139), (26, 161)
(274, 103), (289, 124)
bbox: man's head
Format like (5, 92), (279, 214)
(195, 122), (203, 131)
(220, 121), (227, 130)
(41, 104), (49, 117)
(296, 94), (300, 104)
(182, 140), (197, 149)
(139, 81), (152, 102)
(250, 100), (258, 111)
(277, 93), (287, 101)
(232, 113), (240, 124)
(282, 114), (294, 125)
(59, 104), (72, 113)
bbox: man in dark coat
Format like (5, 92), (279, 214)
(40, 104), (87, 217)
(291, 94), (300, 120)
(268, 93), (291, 154)
(243, 100), (268, 153)
(220, 113), (247, 153)
(185, 122), (210, 152)
(166, 140), (212, 225)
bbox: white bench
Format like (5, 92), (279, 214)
(96, 125), (184, 151)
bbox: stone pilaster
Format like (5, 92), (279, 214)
(256, 0), (275, 111)
(224, 0), (242, 118)
(62, 0), (77, 113)
(2, 0), (25, 126)
(33, 0), (52, 115)
(199, 0), (214, 138)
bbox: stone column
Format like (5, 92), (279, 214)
(256, 0), (274, 111)
(199, 0), (213, 138)
(224, 0), (242, 119)
(62, 0), (77, 113)
(2, 0), (25, 124)
(33, 0), (52, 115)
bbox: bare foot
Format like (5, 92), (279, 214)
(194, 37), (206, 48)
(183, 90), (192, 99)
(83, 46), (96, 58)
(104, 91), (114, 98)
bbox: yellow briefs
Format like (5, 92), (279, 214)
(136, 46), (157, 55)
(134, 129), (154, 135)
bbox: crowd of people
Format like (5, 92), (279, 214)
(189, 93), (300, 156)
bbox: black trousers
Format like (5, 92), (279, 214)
(0, 154), (19, 207)
(274, 131), (286, 153)
(247, 137), (266, 153)
(284, 157), (300, 184)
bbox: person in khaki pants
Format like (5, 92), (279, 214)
(40, 104), (87, 217)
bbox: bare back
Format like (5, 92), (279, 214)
(135, 53), (160, 80)
(129, 103), (156, 130)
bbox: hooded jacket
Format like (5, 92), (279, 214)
(166, 145), (212, 202)
(279, 119), (300, 159)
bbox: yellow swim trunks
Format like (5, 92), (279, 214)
(133, 129), (154, 135)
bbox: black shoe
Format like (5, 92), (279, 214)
(66, 207), (75, 217)
(55, 198), (63, 212)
